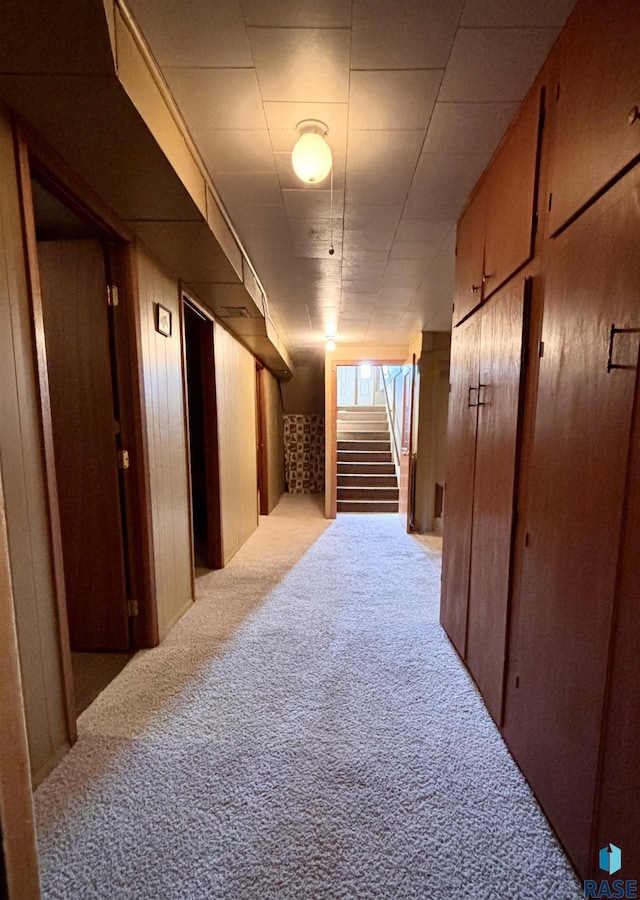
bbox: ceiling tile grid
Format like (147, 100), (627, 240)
(129, 0), (577, 359)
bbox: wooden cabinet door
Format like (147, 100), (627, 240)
(465, 282), (528, 725)
(594, 360), (640, 881)
(548, 0), (640, 234)
(440, 316), (480, 656)
(502, 187), (640, 878)
(453, 181), (486, 326)
(483, 89), (542, 298)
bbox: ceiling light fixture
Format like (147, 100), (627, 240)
(325, 336), (336, 352)
(292, 120), (332, 185)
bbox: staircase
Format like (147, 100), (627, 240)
(337, 406), (399, 513)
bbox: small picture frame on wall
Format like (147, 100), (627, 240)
(155, 303), (172, 337)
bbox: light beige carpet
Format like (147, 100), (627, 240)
(35, 494), (581, 899)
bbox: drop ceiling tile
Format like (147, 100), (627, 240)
(343, 230), (396, 253)
(381, 271), (424, 290)
(297, 258), (343, 281)
(389, 241), (442, 261)
(342, 265), (386, 282)
(238, 224), (293, 254)
(283, 190), (344, 219)
(128, 0), (252, 67)
(344, 206), (404, 231)
(229, 202), (290, 229)
(438, 28), (558, 102)
(248, 28), (350, 103)
(341, 285), (381, 300)
(274, 152), (346, 191)
(351, 0), (464, 69)
(214, 172), (282, 206)
(240, 0), (351, 27)
(193, 129), (276, 174)
(461, 0), (577, 28)
(164, 68), (266, 130)
(385, 258), (430, 277)
(346, 130), (425, 175)
(423, 102), (520, 155)
(401, 190), (464, 221)
(345, 171), (414, 207)
(342, 249), (390, 267)
(412, 152), (490, 193)
(349, 70), (441, 130)
(396, 218), (454, 243)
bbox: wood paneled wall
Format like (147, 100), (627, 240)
(0, 107), (69, 785)
(263, 368), (284, 514)
(214, 324), (259, 563)
(135, 243), (192, 639)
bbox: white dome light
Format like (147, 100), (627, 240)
(292, 120), (332, 184)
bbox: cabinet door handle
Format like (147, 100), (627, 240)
(482, 272), (491, 284)
(468, 386), (479, 407)
(607, 323), (640, 372)
(471, 283), (481, 294)
(628, 105), (640, 126)
(477, 383), (488, 406)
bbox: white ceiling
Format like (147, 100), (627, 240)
(125, 0), (576, 361)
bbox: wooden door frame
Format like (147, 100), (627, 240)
(399, 355), (417, 533)
(326, 356), (405, 519)
(255, 363), (270, 516)
(14, 123), (158, 742)
(0, 476), (41, 898)
(180, 292), (223, 577)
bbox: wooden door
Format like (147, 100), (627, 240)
(356, 366), (374, 406)
(502, 187), (640, 878)
(440, 316), (481, 657)
(38, 240), (129, 650)
(594, 355), (640, 880)
(398, 358), (415, 531)
(337, 366), (356, 407)
(464, 282), (528, 724)
(548, 0), (640, 234)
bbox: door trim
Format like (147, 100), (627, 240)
(15, 127), (159, 738)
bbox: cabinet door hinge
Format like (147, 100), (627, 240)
(538, 341), (545, 358)
(107, 285), (119, 307)
(118, 449), (130, 470)
(128, 599), (139, 618)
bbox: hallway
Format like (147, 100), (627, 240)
(34, 496), (580, 899)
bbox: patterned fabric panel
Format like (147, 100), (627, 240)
(283, 414), (325, 493)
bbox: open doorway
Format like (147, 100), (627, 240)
(18, 142), (156, 723)
(28, 179), (135, 714)
(183, 298), (223, 573)
(335, 364), (399, 513)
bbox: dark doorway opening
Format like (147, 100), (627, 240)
(183, 299), (222, 572)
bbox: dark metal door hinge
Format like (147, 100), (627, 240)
(128, 600), (139, 618)
(118, 449), (130, 470)
(107, 285), (119, 307)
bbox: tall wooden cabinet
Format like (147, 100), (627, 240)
(442, 0), (640, 881)
(442, 281), (529, 723)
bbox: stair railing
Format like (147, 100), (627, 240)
(381, 369), (402, 474)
